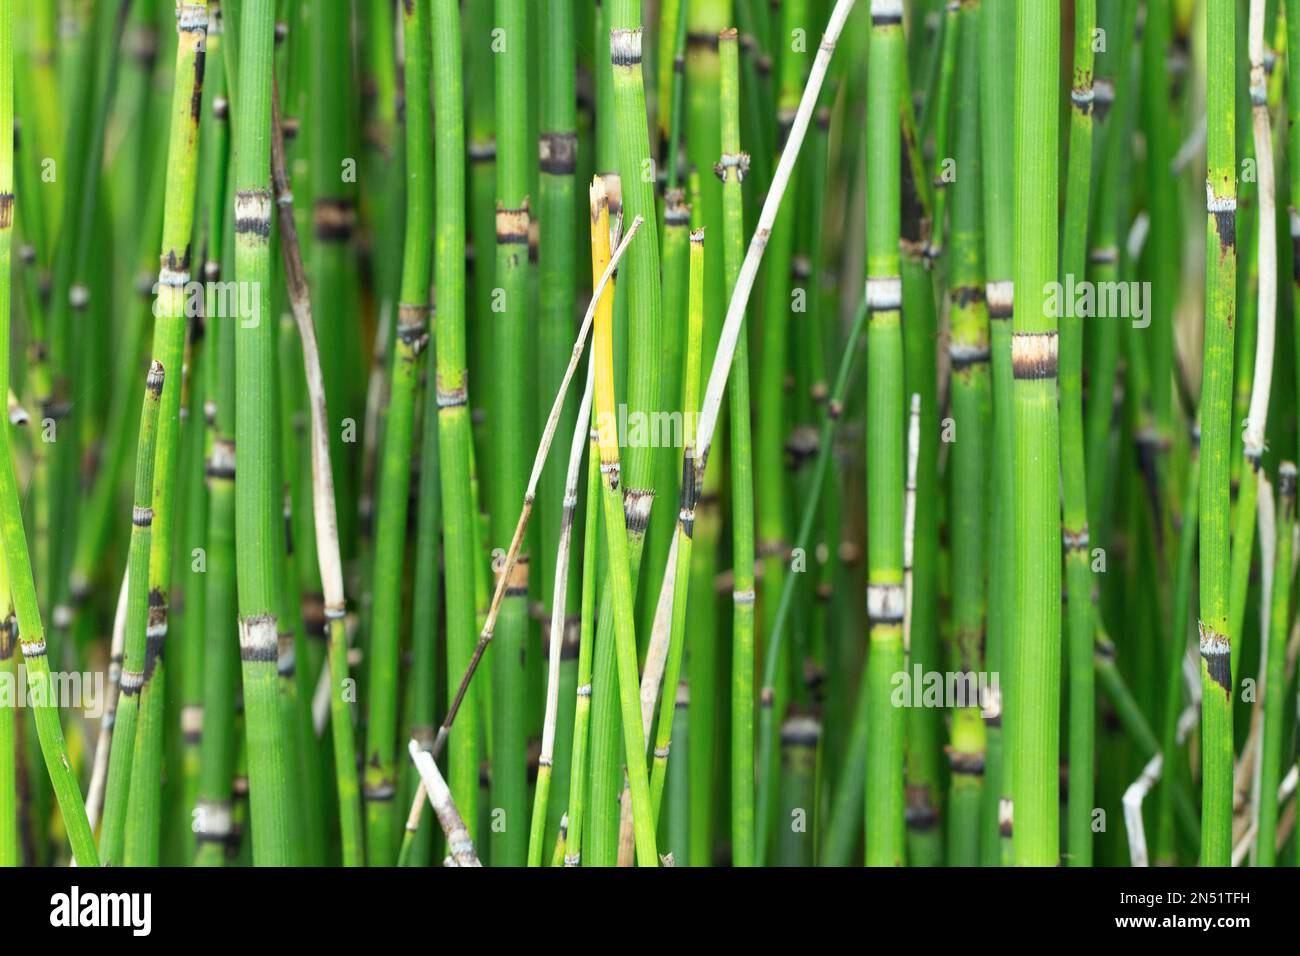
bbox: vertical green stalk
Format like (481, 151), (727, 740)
(899, 26), (943, 871)
(125, 0), (209, 867)
(0, 0), (96, 864)
(683, 0), (728, 868)
(561, 415), (602, 865)
(945, 0), (989, 870)
(365, 0), (432, 867)
(925, 0), (959, 257)
(718, 29), (756, 868)
(773, 711), (818, 866)
(309, 0), (359, 558)
(538, 0), (578, 668)
(863, 0), (905, 868)
(1198, 0), (1236, 868)
(754, 4), (807, 782)
(1009, 0), (1060, 868)
(194, 311), (237, 864)
(489, 0), (530, 869)
(977, 0), (1014, 866)
(1255, 462), (1294, 866)
(587, 5), (667, 866)
(0, 545), (11, 866)
(589, 180), (658, 867)
(1060, 0), (1096, 867)
(233, 0), (292, 866)
(100, 365), (165, 868)
(648, 228), (705, 820)
(431, 0), (479, 849)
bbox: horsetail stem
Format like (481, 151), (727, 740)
(862, 0), (906, 868)
(1059, 0), (1097, 867)
(365, 0), (433, 867)
(1009, 0), (1061, 867)
(1199, 0), (1237, 867)
(233, 0), (293, 866)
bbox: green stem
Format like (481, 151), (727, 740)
(1009, 0), (1060, 867)
(1198, 0), (1237, 868)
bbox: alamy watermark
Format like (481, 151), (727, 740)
(0, 667), (106, 719)
(1044, 274), (1151, 328)
(593, 404), (699, 449)
(152, 279), (262, 328)
(891, 665), (1000, 714)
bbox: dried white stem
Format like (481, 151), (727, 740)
(84, 567), (130, 831)
(637, 0), (857, 745)
(1123, 752), (1163, 867)
(903, 392), (921, 660)
(1243, 0), (1276, 460)
(408, 740), (481, 866)
(694, 0), (856, 471)
(540, 358), (595, 768)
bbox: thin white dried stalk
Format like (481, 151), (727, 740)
(903, 392), (920, 660)
(1243, 0), (1276, 459)
(313, 641), (361, 734)
(693, 0), (855, 471)
(1123, 752), (1163, 866)
(639, 0), (857, 734)
(1244, 472), (1276, 861)
(1233, 764), (1298, 865)
(540, 358), (595, 769)
(408, 740), (481, 866)
(84, 567), (130, 831)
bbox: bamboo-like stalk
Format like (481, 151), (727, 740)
(862, 0), (906, 868)
(925, 0), (959, 258)
(232, 0), (293, 866)
(1081, 1), (1135, 553)
(944, 0), (990, 869)
(1229, 0), (1280, 694)
(586, 4), (667, 868)
(645, 225), (705, 817)
(560, 414), (602, 866)
(537, 0), (579, 709)
(309, 0), (360, 560)
(1199, 0), (1237, 868)
(120, 0), (210, 868)
(99, 361), (165, 867)
(0, 0), (96, 862)
(487, 0), (532, 869)
(682, 1), (728, 868)
(1009, 0), (1060, 867)
(588, 178), (658, 867)
(1059, 0), (1096, 867)
(535, 1), (580, 855)
(527, 360), (594, 866)
(1155, 427), (1201, 865)
(753, 4), (808, 783)
(0, 496), (12, 866)
(716, 28), (757, 869)
(365, 0), (433, 867)
(1255, 461), (1294, 866)
(897, 43), (944, 869)
(420, 0), (481, 849)
(977, 0), (1015, 866)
